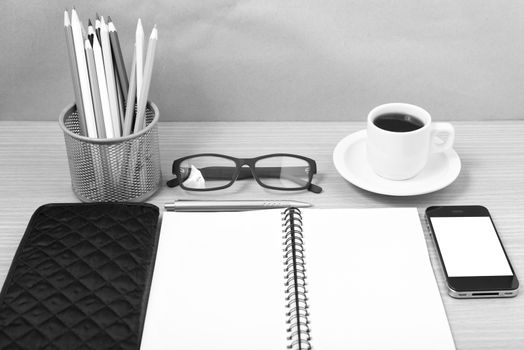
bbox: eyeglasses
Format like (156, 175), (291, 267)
(167, 153), (322, 193)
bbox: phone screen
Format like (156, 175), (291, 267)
(430, 216), (513, 277)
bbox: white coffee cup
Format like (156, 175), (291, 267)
(366, 103), (455, 180)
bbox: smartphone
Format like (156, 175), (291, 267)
(425, 205), (519, 298)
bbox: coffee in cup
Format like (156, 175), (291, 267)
(372, 113), (425, 132)
(366, 103), (455, 180)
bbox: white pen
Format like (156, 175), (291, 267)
(164, 200), (312, 212)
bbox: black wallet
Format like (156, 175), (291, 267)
(0, 203), (160, 350)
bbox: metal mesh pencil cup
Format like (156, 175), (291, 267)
(59, 102), (161, 202)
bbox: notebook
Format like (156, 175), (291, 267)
(140, 208), (455, 350)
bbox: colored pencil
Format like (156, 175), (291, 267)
(100, 16), (121, 136)
(135, 19), (144, 114)
(85, 39), (106, 138)
(134, 26), (157, 132)
(71, 8), (98, 137)
(64, 10), (87, 136)
(108, 17), (129, 96)
(92, 32), (114, 138)
(115, 71), (125, 127)
(123, 47), (137, 136)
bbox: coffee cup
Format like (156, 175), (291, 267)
(366, 103), (455, 180)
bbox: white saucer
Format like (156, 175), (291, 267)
(333, 130), (461, 196)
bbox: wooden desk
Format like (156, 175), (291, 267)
(1, 120), (523, 349)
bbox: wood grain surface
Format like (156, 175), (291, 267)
(1, 120), (523, 349)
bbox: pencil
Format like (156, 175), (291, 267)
(100, 16), (121, 137)
(64, 10), (87, 136)
(123, 47), (137, 136)
(92, 33), (114, 138)
(108, 16), (129, 96)
(71, 8), (98, 137)
(135, 19), (144, 114)
(134, 26), (157, 133)
(85, 39), (106, 138)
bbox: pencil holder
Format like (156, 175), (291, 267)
(59, 102), (162, 202)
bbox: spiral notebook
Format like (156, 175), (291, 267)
(140, 208), (455, 350)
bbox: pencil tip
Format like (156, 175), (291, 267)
(88, 19), (92, 26)
(107, 15), (112, 22)
(96, 12), (100, 19)
(151, 26), (158, 39)
(64, 10), (70, 25)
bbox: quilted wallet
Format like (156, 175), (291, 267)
(0, 203), (160, 350)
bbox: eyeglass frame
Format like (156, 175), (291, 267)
(168, 153), (322, 193)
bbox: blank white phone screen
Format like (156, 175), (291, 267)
(431, 217), (512, 277)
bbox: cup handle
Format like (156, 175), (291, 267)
(430, 122), (455, 153)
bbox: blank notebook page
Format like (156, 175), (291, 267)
(140, 210), (287, 350)
(303, 208), (455, 350)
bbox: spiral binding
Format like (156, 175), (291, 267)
(282, 207), (312, 350)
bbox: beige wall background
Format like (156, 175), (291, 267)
(1, 0), (523, 122)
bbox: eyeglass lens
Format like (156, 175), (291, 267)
(254, 156), (310, 189)
(179, 156), (236, 190)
